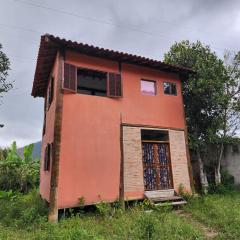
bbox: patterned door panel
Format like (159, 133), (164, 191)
(142, 143), (173, 190)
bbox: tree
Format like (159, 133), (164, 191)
(164, 40), (227, 192)
(214, 51), (240, 185)
(0, 43), (12, 101)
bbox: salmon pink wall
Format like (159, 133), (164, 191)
(56, 51), (186, 208)
(40, 53), (60, 202)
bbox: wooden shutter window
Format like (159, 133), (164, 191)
(43, 96), (47, 136)
(107, 72), (122, 97)
(43, 113), (46, 136)
(115, 73), (122, 97)
(48, 77), (54, 109)
(108, 72), (116, 97)
(63, 63), (77, 92)
(44, 144), (52, 171)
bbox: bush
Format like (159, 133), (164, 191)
(208, 170), (235, 194)
(0, 142), (40, 193)
(0, 189), (18, 201)
(95, 201), (124, 218)
(221, 169), (234, 187)
(136, 213), (157, 239)
(0, 189), (48, 228)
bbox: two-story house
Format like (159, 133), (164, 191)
(32, 34), (193, 221)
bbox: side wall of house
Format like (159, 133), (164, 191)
(40, 53), (60, 202)
(57, 50), (188, 208)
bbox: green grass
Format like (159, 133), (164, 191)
(184, 191), (240, 239)
(2, 190), (240, 240)
(0, 211), (203, 240)
(0, 190), (203, 240)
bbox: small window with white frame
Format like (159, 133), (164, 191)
(141, 79), (157, 96)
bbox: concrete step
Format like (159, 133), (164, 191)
(144, 189), (187, 207)
(145, 189), (175, 199)
(155, 200), (187, 207)
(150, 195), (184, 203)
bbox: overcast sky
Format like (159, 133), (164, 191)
(0, 0), (239, 148)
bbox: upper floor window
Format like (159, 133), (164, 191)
(164, 82), (177, 96)
(141, 80), (157, 96)
(63, 63), (122, 97)
(77, 68), (107, 96)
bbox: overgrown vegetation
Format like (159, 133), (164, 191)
(0, 189), (47, 228)
(1, 189), (240, 239)
(0, 141), (39, 193)
(184, 191), (240, 239)
(0, 190), (204, 240)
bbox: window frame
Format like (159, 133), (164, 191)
(107, 72), (122, 98)
(77, 67), (108, 97)
(163, 82), (177, 96)
(42, 95), (47, 136)
(140, 79), (157, 96)
(47, 77), (54, 110)
(44, 143), (52, 171)
(63, 63), (77, 93)
(42, 112), (46, 136)
(76, 66), (122, 98)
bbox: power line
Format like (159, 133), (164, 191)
(0, 24), (232, 60)
(95, 0), (239, 46)
(0, 0), (236, 56)
(0, 19), (235, 57)
(11, 0), (238, 53)
(11, 0), (226, 49)
(12, 0), (175, 39)
(0, 22), (42, 34)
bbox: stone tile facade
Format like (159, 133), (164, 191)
(123, 126), (191, 199)
(123, 126), (144, 195)
(169, 130), (191, 193)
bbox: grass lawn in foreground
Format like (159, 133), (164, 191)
(0, 190), (203, 240)
(0, 203), (203, 239)
(1, 189), (240, 239)
(184, 191), (240, 239)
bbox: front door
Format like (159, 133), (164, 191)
(142, 142), (173, 191)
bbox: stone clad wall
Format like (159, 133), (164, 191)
(169, 130), (191, 193)
(123, 126), (144, 198)
(123, 126), (191, 199)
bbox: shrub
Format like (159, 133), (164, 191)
(136, 213), (157, 239)
(208, 170), (235, 194)
(0, 142), (40, 193)
(0, 189), (48, 228)
(0, 189), (18, 201)
(95, 202), (113, 217)
(221, 169), (234, 187)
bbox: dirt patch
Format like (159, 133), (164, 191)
(175, 210), (218, 239)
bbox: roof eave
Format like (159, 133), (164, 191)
(32, 34), (194, 98)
